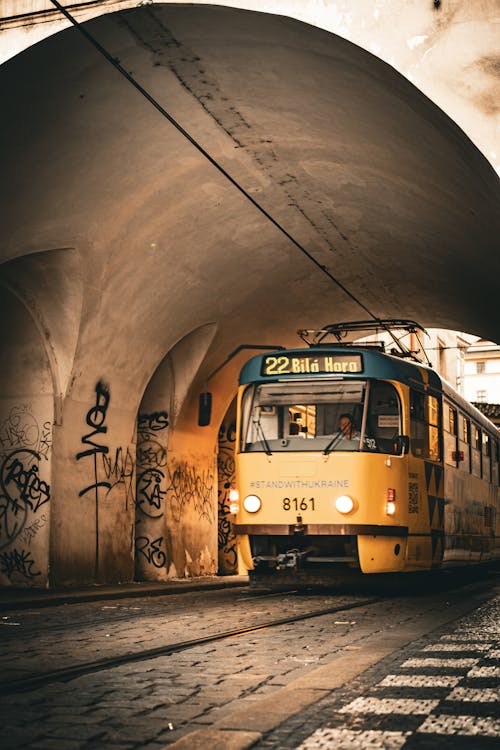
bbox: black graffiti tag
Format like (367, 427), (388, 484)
(0, 449), (49, 551)
(138, 411), (169, 432)
(217, 417), (237, 572)
(3, 453), (50, 513)
(0, 547), (41, 580)
(76, 381), (111, 498)
(136, 468), (166, 518)
(135, 536), (166, 568)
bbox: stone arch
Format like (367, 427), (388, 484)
(135, 322), (217, 580)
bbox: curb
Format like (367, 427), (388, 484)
(0, 575), (248, 611)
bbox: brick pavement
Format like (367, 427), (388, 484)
(0, 578), (497, 749)
(253, 594), (500, 749)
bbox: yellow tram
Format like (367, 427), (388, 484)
(230, 322), (500, 584)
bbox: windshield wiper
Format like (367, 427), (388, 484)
(323, 431), (345, 455)
(253, 417), (272, 456)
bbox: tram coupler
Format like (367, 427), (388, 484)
(276, 548), (312, 571)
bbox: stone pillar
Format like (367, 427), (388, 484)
(0, 290), (53, 588)
(217, 399), (237, 574)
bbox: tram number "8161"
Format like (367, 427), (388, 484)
(282, 497), (315, 511)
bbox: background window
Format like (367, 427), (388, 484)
(476, 390), (487, 402)
(476, 361), (485, 374)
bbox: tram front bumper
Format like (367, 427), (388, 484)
(235, 523), (409, 574)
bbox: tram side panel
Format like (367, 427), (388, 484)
(442, 401), (500, 565)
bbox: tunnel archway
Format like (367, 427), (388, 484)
(0, 4), (498, 585)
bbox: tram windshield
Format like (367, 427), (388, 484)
(240, 379), (401, 454)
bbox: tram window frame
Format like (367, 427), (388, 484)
(471, 424), (482, 478)
(461, 416), (472, 474)
(410, 389), (441, 462)
(448, 406), (457, 436)
(494, 441), (500, 486)
(483, 433), (492, 482)
(444, 402), (458, 468)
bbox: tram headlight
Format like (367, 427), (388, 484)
(243, 494), (262, 513)
(335, 495), (355, 514)
(229, 489), (240, 514)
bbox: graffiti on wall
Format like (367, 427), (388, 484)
(136, 468), (166, 518)
(135, 535), (167, 568)
(136, 410), (169, 520)
(0, 405), (52, 459)
(135, 408), (169, 578)
(0, 547), (41, 581)
(166, 462), (215, 524)
(76, 381), (111, 497)
(217, 417), (237, 574)
(76, 382), (135, 509)
(0, 405), (52, 559)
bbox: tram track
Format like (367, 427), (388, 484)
(0, 595), (381, 695)
(0, 587), (302, 639)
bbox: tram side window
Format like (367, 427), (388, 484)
(443, 402), (458, 468)
(458, 414), (471, 474)
(471, 425), (482, 478)
(483, 434), (492, 482)
(493, 442), (500, 486)
(410, 391), (441, 461)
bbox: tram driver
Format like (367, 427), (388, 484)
(338, 413), (360, 443)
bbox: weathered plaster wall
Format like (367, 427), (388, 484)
(1, 1), (498, 174)
(0, 288), (53, 587)
(135, 323), (217, 581)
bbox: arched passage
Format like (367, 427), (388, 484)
(0, 4), (498, 585)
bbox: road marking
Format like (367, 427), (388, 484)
(379, 674), (461, 688)
(446, 687), (500, 703)
(421, 643), (490, 652)
(339, 697), (439, 715)
(401, 657), (479, 668)
(295, 728), (410, 749)
(467, 665), (500, 677)
(418, 714), (500, 736)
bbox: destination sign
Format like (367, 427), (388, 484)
(262, 353), (363, 376)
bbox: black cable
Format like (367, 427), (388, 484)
(49, 0), (403, 349)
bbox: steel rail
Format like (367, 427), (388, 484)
(0, 588), (301, 639)
(0, 596), (380, 694)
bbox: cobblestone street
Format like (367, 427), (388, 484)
(0, 572), (498, 749)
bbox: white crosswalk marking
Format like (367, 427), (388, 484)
(401, 657), (479, 668)
(379, 674), (460, 688)
(295, 728), (410, 749)
(339, 697), (439, 715)
(418, 714), (500, 736)
(467, 665), (500, 678)
(422, 643), (490, 652)
(446, 687), (499, 702)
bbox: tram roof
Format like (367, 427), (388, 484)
(239, 347), (442, 388)
(239, 347), (500, 436)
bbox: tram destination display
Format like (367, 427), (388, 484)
(262, 353), (363, 376)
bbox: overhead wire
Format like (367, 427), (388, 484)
(49, 0), (406, 353)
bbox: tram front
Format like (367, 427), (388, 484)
(232, 347), (411, 584)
